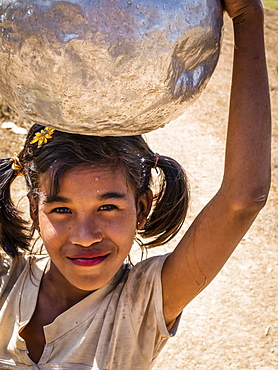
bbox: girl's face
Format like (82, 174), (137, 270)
(32, 166), (151, 295)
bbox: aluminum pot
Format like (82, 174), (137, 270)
(0, 0), (223, 135)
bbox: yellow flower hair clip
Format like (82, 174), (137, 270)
(30, 127), (55, 148)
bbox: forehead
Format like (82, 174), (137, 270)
(39, 165), (134, 195)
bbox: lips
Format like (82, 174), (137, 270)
(68, 252), (110, 267)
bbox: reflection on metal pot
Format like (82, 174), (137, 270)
(0, 0), (223, 135)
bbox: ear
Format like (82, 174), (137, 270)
(136, 189), (153, 230)
(27, 192), (39, 230)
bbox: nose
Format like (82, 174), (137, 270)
(69, 216), (103, 247)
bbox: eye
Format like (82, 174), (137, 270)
(51, 207), (72, 214)
(98, 204), (118, 212)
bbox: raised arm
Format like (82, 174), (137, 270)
(162, 0), (271, 325)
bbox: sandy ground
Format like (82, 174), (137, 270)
(0, 8), (277, 370)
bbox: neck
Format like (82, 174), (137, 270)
(41, 261), (94, 311)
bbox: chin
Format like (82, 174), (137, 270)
(68, 274), (113, 293)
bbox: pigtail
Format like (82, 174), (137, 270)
(141, 155), (189, 248)
(0, 158), (31, 257)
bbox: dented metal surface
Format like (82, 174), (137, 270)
(0, 0), (223, 135)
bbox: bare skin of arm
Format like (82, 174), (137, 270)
(162, 0), (271, 325)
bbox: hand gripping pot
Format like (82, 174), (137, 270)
(0, 0), (223, 135)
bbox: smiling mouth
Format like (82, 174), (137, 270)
(68, 254), (110, 267)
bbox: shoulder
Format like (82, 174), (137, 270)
(0, 252), (28, 306)
(120, 254), (176, 345)
(128, 254), (170, 280)
(0, 251), (48, 306)
(123, 254), (170, 304)
(0, 251), (28, 283)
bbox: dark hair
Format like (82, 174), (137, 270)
(0, 124), (189, 257)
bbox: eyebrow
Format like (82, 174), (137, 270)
(98, 192), (127, 200)
(44, 192), (127, 204)
(44, 195), (71, 204)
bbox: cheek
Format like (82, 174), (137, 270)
(38, 214), (65, 242)
(106, 214), (136, 242)
(107, 218), (133, 236)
